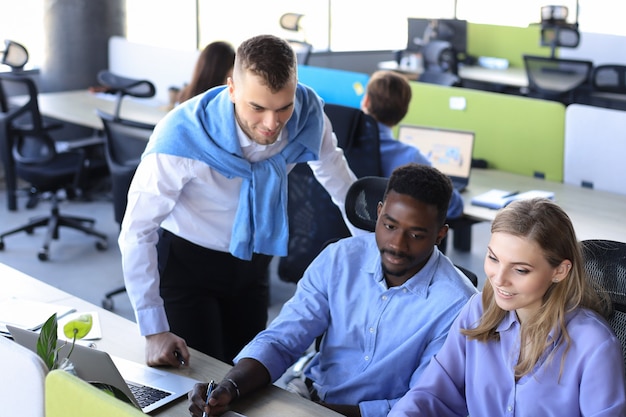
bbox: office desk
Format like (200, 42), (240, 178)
(11, 90), (168, 131)
(463, 169), (626, 242)
(0, 263), (342, 417)
(458, 66), (528, 89)
(378, 60), (528, 91)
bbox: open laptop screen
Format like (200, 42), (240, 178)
(398, 124), (475, 181)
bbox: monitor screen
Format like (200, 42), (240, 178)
(407, 18), (432, 52)
(397, 124), (475, 179)
(406, 18), (467, 55)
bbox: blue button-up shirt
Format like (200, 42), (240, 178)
(378, 123), (464, 219)
(235, 233), (477, 417)
(389, 293), (626, 417)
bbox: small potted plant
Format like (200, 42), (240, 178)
(36, 312), (93, 372)
(36, 312), (135, 404)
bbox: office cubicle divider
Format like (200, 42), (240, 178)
(466, 23), (546, 68)
(296, 65), (370, 109)
(564, 104), (626, 195)
(402, 82), (565, 182)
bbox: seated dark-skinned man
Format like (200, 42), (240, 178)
(188, 163), (477, 417)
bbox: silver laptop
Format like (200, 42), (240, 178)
(8, 325), (199, 413)
(398, 124), (475, 192)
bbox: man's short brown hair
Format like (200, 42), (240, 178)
(235, 34), (296, 93)
(364, 70), (412, 126)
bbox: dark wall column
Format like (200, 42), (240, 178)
(40, 0), (125, 92)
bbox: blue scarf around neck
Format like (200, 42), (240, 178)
(143, 84), (324, 260)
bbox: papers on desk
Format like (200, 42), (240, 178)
(471, 189), (555, 210)
(0, 297), (75, 335)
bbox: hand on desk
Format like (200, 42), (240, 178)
(145, 331), (190, 367)
(188, 381), (234, 417)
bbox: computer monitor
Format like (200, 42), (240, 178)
(406, 18), (467, 56)
(407, 18), (432, 52)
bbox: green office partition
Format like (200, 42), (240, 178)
(467, 23), (548, 68)
(401, 82), (565, 181)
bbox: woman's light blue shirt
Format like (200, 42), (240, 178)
(389, 293), (626, 417)
(235, 233), (477, 417)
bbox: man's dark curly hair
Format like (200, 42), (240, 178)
(385, 163), (452, 226)
(235, 34), (296, 93)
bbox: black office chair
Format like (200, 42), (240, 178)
(581, 239), (626, 370)
(97, 110), (153, 224)
(97, 110), (153, 310)
(578, 65), (626, 111)
(279, 13), (313, 66)
(96, 70), (156, 120)
(345, 176), (478, 287)
(0, 73), (108, 260)
(0, 73), (65, 211)
(278, 103), (381, 284)
(522, 55), (593, 105)
(94, 73), (156, 310)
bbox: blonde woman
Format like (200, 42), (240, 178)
(389, 198), (626, 417)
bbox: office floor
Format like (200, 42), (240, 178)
(0, 180), (489, 326)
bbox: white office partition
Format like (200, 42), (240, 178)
(559, 32), (626, 66)
(564, 104), (626, 195)
(108, 36), (200, 104)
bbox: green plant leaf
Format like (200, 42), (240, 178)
(63, 313), (93, 340)
(89, 382), (135, 405)
(36, 313), (58, 370)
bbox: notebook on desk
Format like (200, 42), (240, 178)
(398, 124), (475, 192)
(8, 325), (199, 414)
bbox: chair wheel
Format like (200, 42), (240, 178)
(0, 240), (4, 250)
(102, 297), (114, 311)
(26, 227), (34, 235)
(95, 239), (108, 251)
(38, 250), (49, 261)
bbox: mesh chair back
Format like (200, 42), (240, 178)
(582, 239), (626, 369)
(278, 105), (381, 283)
(97, 110), (153, 224)
(523, 55), (593, 95)
(592, 65), (626, 94)
(344, 176), (387, 232)
(96, 70), (156, 120)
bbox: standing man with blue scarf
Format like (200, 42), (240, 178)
(118, 34), (359, 367)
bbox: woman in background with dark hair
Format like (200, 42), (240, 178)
(177, 41), (235, 103)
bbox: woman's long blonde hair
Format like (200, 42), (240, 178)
(462, 198), (611, 379)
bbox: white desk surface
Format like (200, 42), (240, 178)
(0, 263), (341, 417)
(464, 169), (626, 242)
(11, 90), (169, 131)
(458, 65), (528, 88)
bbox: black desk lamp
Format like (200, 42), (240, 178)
(1, 40), (29, 71)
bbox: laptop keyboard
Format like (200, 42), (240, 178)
(127, 381), (172, 409)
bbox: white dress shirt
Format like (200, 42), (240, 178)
(119, 113), (359, 336)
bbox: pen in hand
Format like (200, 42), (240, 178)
(202, 380), (215, 417)
(174, 349), (185, 366)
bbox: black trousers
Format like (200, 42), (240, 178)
(157, 230), (272, 363)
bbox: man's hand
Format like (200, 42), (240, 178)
(188, 381), (234, 417)
(145, 331), (189, 367)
